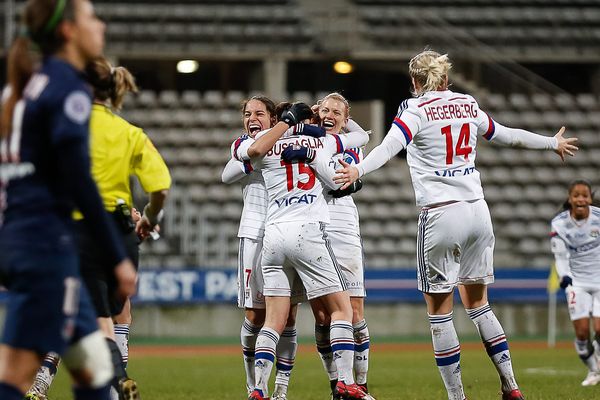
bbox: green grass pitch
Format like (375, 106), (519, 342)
(47, 340), (598, 399)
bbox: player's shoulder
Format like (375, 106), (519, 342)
(590, 206), (600, 219)
(231, 133), (251, 147)
(397, 97), (419, 113)
(551, 210), (570, 226)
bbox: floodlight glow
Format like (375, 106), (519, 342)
(177, 60), (199, 74)
(333, 61), (354, 74)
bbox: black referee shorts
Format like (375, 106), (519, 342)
(75, 218), (139, 318)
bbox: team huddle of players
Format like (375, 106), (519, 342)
(223, 50), (578, 400)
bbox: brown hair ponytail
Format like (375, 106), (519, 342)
(1, 0), (77, 139)
(86, 57), (138, 111)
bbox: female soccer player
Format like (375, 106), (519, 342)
(335, 49), (578, 400)
(307, 92), (372, 396)
(25, 56), (171, 400)
(551, 180), (600, 387)
(236, 102), (372, 400)
(0, 1), (136, 399)
(222, 96), (306, 400)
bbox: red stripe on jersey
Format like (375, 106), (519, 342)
(418, 97), (442, 107)
(333, 134), (344, 153)
(393, 117), (413, 143)
(483, 113), (496, 140)
(448, 96), (468, 101)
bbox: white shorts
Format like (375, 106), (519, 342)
(261, 221), (346, 300)
(565, 285), (600, 321)
(417, 199), (495, 293)
(327, 230), (365, 297)
(237, 237), (265, 309)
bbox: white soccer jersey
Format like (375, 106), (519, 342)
(230, 136), (268, 240)
(236, 132), (358, 225)
(393, 90), (497, 206)
(551, 206), (600, 287)
(326, 147), (362, 233)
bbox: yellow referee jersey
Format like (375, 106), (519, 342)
(75, 104), (171, 218)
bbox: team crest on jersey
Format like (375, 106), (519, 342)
(64, 91), (91, 124)
(590, 229), (599, 238)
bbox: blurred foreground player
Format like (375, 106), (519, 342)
(0, 1), (136, 399)
(26, 57), (170, 400)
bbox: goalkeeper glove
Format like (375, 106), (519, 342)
(280, 102), (313, 127)
(328, 179), (363, 198)
(281, 145), (316, 163)
(559, 276), (572, 289)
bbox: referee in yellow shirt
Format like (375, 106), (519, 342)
(26, 57), (171, 400)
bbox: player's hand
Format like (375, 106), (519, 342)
(334, 159), (360, 190)
(554, 126), (578, 162)
(114, 258), (137, 299)
(559, 276), (573, 289)
(281, 145), (315, 163)
(281, 102), (314, 127)
(328, 179), (363, 198)
(131, 207), (141, 223)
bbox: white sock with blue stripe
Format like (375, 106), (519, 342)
(241, 318), (262, 393)
(114, 324), (129, 369)
(274, 326), (297, 393)
(254, 327), (280, 397)
(330, 320), (355, 385)
(429, 312), (465, 400)
(466, 303), (518, 392)
(353, 319), (370, 385)
(315, 324), (338, 381)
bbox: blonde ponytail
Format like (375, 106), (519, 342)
(110, 66), (138, 111)
(409, 50), (452, 96)
(85, 57), (138, 111)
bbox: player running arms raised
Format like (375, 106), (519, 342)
(551, 180), (600, 387)
(335, 49), (577, 400)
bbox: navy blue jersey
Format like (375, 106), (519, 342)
(0, 57), (125, 266)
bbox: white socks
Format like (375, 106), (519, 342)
(429, 312), (465, 400)
(353, 319), (370, 386)
(254, 327), (280, 397)
(330, 320), (356, 385)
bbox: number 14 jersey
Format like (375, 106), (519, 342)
(392, 90), (495, 207)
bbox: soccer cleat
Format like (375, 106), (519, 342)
(334, 381), (373, 400)
(501, 388), (525, 400)
(358, 384), (376, 400)
(581, 371), (600, 386)
(24, 393), (46, 400)
(271, 384), (287, 400)
(248, 389), (270, 400)
(119, 378), (140, 400)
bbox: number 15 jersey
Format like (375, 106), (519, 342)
(237, 134), (349, 226)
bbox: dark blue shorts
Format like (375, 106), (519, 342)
(0, 243), (98, 356)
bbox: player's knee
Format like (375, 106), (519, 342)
(63, 331), (113, 388)
(245, 308), (266, 326)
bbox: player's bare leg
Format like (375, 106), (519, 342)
(459, 284), (524, 399)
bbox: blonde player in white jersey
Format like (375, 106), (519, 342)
(284, 93), (372, 397)
(236, 102), (372, 400)
(551, 180), (600, 387)
(335, 50), (578, 400)
(222, 95), (327, 399)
